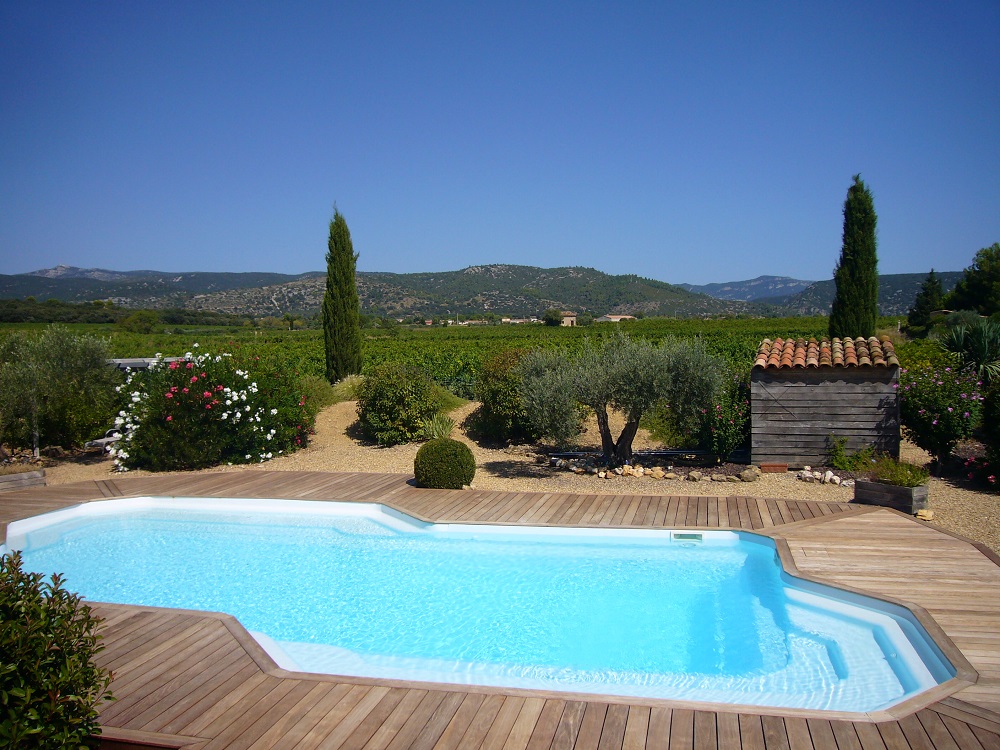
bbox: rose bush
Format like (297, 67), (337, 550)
(110, 349), (313, 471)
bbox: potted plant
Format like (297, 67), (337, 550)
(853, 456), (930, 514)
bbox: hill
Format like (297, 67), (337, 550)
(678, 275), (815, 301)
(769, 272), (964, 316)
(0, 265), (964, 320)
(1, 265), (746, 319)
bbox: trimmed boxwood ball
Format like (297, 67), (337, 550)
(414, 438), (476, 489)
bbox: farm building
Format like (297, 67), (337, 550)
(751, 336), (900, 469)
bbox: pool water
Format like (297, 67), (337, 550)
(7, 497), (955, 711)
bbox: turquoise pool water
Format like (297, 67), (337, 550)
(7, 497), (954, 711)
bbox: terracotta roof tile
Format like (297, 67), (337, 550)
(753, 336), (898, 370)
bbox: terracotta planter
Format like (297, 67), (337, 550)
(853, 479), (928, 514)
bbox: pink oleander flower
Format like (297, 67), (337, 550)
(203, 391), (212, 398)
(182, 387), (189, 394)
(166, 415), (173, 422)
(165, 392), (173, 398)
(186, 362), (194, 369)
(191, 376), (198, 383)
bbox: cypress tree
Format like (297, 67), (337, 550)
(829, 174), (879, 339)
(907, 269), (944, 336)
(323, 209), (362, 383)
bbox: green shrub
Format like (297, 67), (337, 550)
(828, 436), (878, 472)
(111, 349), (313, 471)
(1, 551), (113, 748)
(414, 438), (476, 489)
(869, 456), (930, 487)
(356, 362), (437, 446)
(0, 326), (122, 454)
(698, 368), (750, 460)
(298, 373), (339, 423)
(899, 363), (985, 469)
(471, 349), (535, 442)
(518, 348), (585, 448)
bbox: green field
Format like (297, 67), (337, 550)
(1, 317), (867, 398)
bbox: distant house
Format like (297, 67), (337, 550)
(751, 337), (900, 468)
(594, 314), (636, 323)
(560, 312), (577, 327)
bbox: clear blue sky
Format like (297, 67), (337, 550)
(2, 1), (998, 285)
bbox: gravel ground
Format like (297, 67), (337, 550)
(38, 400), (1000, 555)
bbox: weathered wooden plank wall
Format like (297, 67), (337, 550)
(751, 368), (899, 467)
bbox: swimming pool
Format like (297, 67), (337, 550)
(6, 497), (956, 712)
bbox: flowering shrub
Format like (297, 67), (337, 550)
(698, 371), (750, 460)
(899, 364), (984, 469)
(110, 349), (312, 471)
(962, 453), (999, 490)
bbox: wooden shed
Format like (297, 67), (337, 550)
(751, 336), (900, 468)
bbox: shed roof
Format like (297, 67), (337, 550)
(753, 336), (899, 370)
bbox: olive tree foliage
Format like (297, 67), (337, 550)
(518, 348), (583, 448)
(0, 326), (121, 457)
(323, 209), (362, 384)
(946, 242), (1000, 316)
(519, 332), (723, 463)
(829, 174), (879, 339)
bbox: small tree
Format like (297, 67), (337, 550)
(0, 327), (121, 456)
(520, 333), (723, 464)
(829, 174), (879, 339)
(907, 269), (944, 337)
(322, 209), (362, 383)
(946, 242), (1000, 316)
(541, 308), (563, 326)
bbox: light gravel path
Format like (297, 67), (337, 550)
(43, 400), (1000, 555)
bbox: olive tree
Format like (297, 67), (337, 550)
(0, 326), (121, 456)
(520, 332), (723, 463)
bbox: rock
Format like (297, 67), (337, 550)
(41, 446), (66, 458)
(687, 471), (703, 482)
(634, 467), (645, 477)
(711, 474), (728, 482)
(598, 471), (606, 479)
(572, 466), (586, 474)
(726, 475), (740, 482)
(739, 469), (758, 482)
(831, 475), (841, 486)
(823, 470), (835, 484)
(650, 468), (665, 479)
(841, 479), (855, 488)
(614, 467), (623, 476)
(915, 509), (935, 521)
(803, 466), (812, 472)
(664, 472), (678, 480)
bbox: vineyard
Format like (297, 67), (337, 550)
(0, 317), (855, 397)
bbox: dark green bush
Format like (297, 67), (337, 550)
(1, 551), (113, 748)
(414, 438), (476, 489)
(356, 362), (437, 446)
(470, 349), (535, 443)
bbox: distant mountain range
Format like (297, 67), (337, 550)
(0, 264), (962, 320)
(677, 275), (816, 301)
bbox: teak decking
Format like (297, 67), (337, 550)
(3, 471), (1000, 750)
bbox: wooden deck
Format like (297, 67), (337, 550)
(3, 471), (1000, 750)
